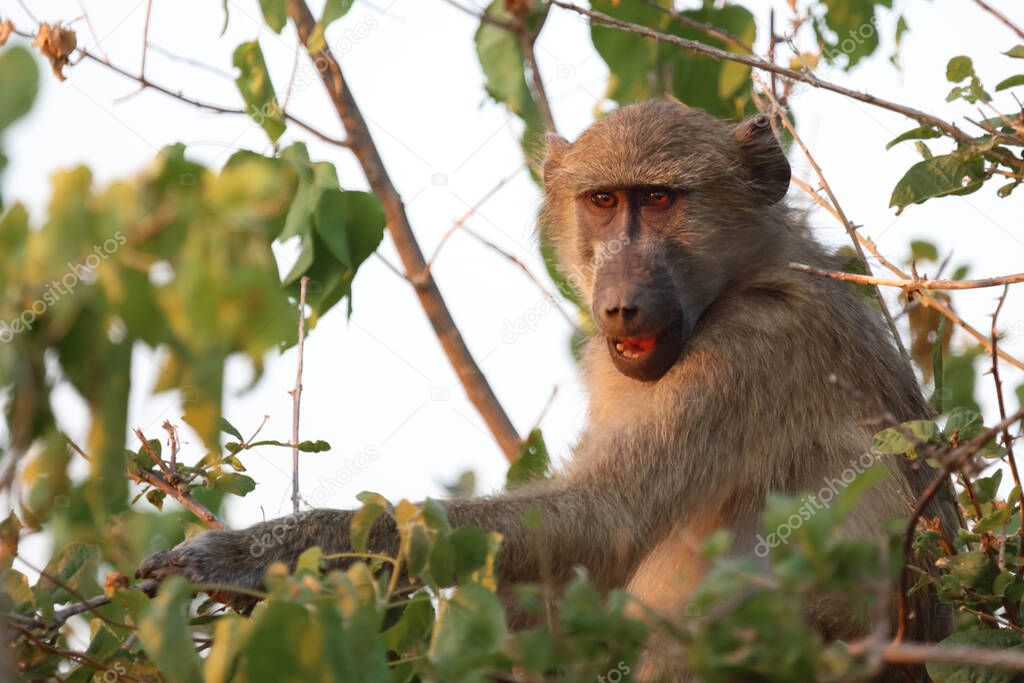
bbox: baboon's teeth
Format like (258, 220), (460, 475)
(615, 341), (625, 353)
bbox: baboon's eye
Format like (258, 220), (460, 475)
(589, 192), (617, 209)
(642, 189), (672, 207)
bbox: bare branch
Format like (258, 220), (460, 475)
(286, 0), (523, 462)
(646, 0), (752, 53)
(423, 167), (522, 276)
(140, 0), (152, 78)
(75, 0), (108, 63)
(789, 262), (1024, 291)
(290, 276), (309, 515)
(972, 0), (1024, 40)
(849, 637), (1024, 671)
(440, 0), (518, 31)
(12, 27), (352, 149)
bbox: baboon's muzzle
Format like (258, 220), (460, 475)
(592, 256), (685, 383)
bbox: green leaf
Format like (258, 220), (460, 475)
(233, 41), (286, 143)
(450, 526), (491, 581)
(889, 153), (984, 213)
(995, 74), (1024, 91)
(820, 0), (890, 69)
(140, 576), (204, 683)
(204, 614), (252, 683)
(297, 439), (331, 452)
(313, 189), (385, 272)
(34, 543), (98, 608)
(212, 472), (256, 496)
(307, 0), (355, 52)
(910, 240), (939, 262)
(946, 55), (974, 82)
(942, 550), (998, 590)
(943, 407), (983, 441)
(295, 546), (323, 576)
(974, 505), (1011, 533)
(383, 598), (434, 652)
(886, 125), (941, 150)
(474, 0), (544, 152)
(1005, 45), (1024, 59)
(872, 420), (939, 456)
(0, 46), (40, 132)
(258, 0), (287, 32)
(219, 417), (244, 442)
(351, 495), (389, 553)
(430, 583), (507, 677)
(506, 428), (550, 487)
(973, 469), (1003, 505)
(927, 629), (1024, 683)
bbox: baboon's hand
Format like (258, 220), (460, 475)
(136, 530), (264, 609)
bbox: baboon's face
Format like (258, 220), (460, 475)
(542, 99), (790, 383)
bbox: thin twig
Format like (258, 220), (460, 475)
(11, 28), (351, 149)
(755, 79), (907, 359)
(517, 7), (555, 133)
(163, 420), (180, 473)
(439, 0), (518, 31)
(789, 263), (1024, 291)
(971, 0), (1024, 40)
(989, 285), (1024, 558)
(290, 276), (309, 515)
(75, 0), (108, 63)
(423, 167), (522, 276)
(461, 224), (580, 332)
(646, 0), (752, 53)
(140, 0), (153, 79)
(286, 0), (522, 462)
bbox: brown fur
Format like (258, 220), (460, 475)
(139, 99), (957, 681)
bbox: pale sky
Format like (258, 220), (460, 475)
(2, 0), (1022, 561)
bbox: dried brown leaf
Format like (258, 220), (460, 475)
(32, 23), (77, 81)
(0, 19), (14, 47)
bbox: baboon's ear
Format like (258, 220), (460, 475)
(733, 114), (790, 205)
(542, 134), (570, 186)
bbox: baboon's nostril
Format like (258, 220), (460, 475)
(620, 306), (638, 320)
(605, 305), (620, 317)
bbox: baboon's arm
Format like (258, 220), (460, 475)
(136, 480), (650, 599)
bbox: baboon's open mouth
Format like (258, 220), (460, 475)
(613, 335), (658, 360)
(606, 315), (685, 382)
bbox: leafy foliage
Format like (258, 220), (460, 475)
(3, 2), (1024, 682)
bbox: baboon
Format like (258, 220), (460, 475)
(139, 98), (957, 681)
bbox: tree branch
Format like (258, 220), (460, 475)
(549, 1), (976, 145)
(849, 637), (1024, 671)
(789, 263), (1024, 291)
(971, 0), (1024, 40)
(290, 276), (309, 514)
(11, 26), (350, 149)
(285, 0), (522, 462)
(128, 431), (227, 530)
